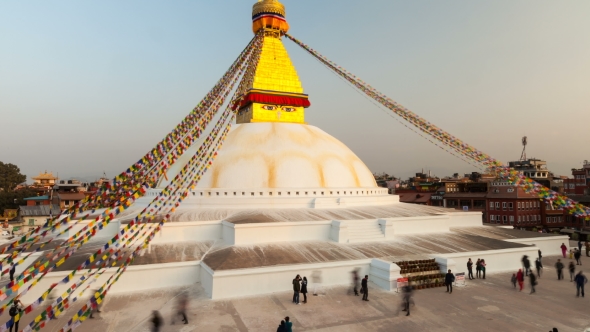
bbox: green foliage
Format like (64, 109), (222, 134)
(0, 162), (26, 191)
(0, 162), (33, 215)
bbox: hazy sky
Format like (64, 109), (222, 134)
(1, 1), (589, 183)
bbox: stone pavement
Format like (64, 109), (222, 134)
(6, 255), (590, 332)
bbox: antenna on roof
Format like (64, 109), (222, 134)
(520, 136), (527, 161)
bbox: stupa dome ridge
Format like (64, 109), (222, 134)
(252, 0), (286, 18)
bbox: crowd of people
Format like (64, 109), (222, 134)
(506, 244), (589, 298)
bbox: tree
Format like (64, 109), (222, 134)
(0, 162), (27, 191)
(0, 162), (32, 216)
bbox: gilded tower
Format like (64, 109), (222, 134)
(235, 0), (310, 124)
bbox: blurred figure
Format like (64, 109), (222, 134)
(151, 311), (163, 332)
(401, 283), (413, 316)
(560, 243), (567, 258)
(350, 269), (360, 296)
(522, 255), (531, 276)
(555, 259), (564, 280)
(574, 271), (587, 297)
(511, 273), (517, 289)
(89, 289), (103, 319)
(569, 261), (576, 281)
(574, 249), (582, 265)
(516, 269), (524, 291)
(529, 272), (537, 294)
(172, 293), (188, 324)
(9, 263), (16, 282)
(535, 258), (543, 278)
(312, 271), (324, 296)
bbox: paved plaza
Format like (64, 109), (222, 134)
(10, 254), (586, 332)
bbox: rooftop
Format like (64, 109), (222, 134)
(23, 195), (49, 201)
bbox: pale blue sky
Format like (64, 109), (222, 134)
(1, 1), (589, 182)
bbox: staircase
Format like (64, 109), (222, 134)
(346, 220), (385, 243)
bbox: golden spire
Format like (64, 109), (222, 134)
(236, 0), (309, 124)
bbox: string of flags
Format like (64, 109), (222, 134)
(284, 32), (590, 222)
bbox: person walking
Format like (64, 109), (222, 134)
(445, 269), (455, 293)
(285, 316), (293, 332)
(401, 284), (413, 316)
(150, 311), (162, 332)
(538, 249), (543, 264)
(481, 259), (487, 279)
(361, 275), (369, 301)
(292, 275), (301, 305)
(561, 243), (568, 258)
(578, 240), (583, 252)
(574, 271), (588, 297)
(555, 259), (564, 280)
(529, 272), (537, 294)
(352, 270), (360, 296)
(476, 259), (482, 278)
(569, 261), (576, 282)
(301, 276), (308, 303)
(467, 258), (474, 280)
(535, 258), (543, 278)
(8, 299), (22, 332)
(575, 249), (582, 265)
(516, 269), (524, 291)
(522, 255), (531, 276)
(172, 293), (188, 325)
(585, 241), (590, 257)
(511, 273), (517, 289)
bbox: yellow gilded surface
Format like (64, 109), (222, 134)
(251, 36), (303, 94)
(237, 103), (304, 124)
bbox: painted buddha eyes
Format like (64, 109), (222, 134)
(261, 105), (277, 111)
(261, 105), (297, 112)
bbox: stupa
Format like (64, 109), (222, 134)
(27, 0), (567, 301)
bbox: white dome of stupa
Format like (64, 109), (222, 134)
(193, 122), (377, 189)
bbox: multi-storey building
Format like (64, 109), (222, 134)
(486, 180), (543, 229)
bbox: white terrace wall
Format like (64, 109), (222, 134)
(150, 221), (222, 244)
(200, 259), (372, 300)
(17, 261), (201, 304)
(224, 220), (332, 245)
(505, 235), (569, 257)
(431, 246), (539, 275)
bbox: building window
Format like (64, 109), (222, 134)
(508, 202), (513, 211)
(28, 219), (35, 226)
(502, 215), (507, 223)
(495, 202), (500, 209)
(490, 201), (494, 209)
(490, 215), (494, 222)
(502, 202), (507, 210)
(507, 188), (514, 193)
(518, 202), (521, 210)
(509, 216), (514, 224)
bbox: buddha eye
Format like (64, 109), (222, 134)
(282, 107), (297, 112)
(261, 105), (277, 111)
